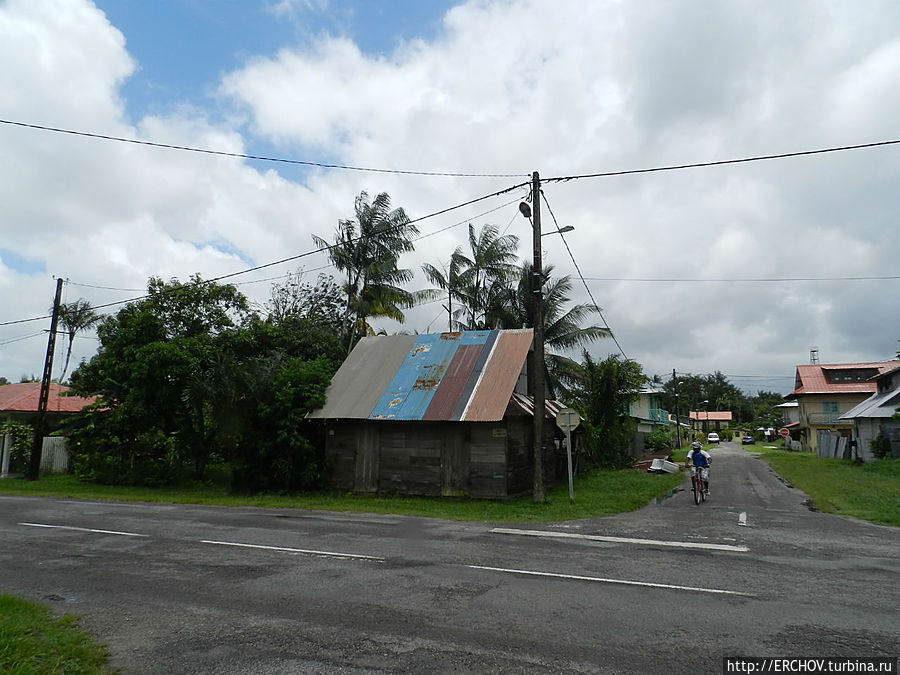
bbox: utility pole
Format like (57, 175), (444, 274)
(27, 277), (64, 481)
(531, 171), (546, 503)
(672, 369), (682, 450)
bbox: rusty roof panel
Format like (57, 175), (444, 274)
(423, 332), (492, 421)
(462, 329), (533, 422)
(306, 334), (415, 419)
(370, 332), (466, 420)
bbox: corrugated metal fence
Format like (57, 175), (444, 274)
(816, 430), (848, 459)
(40, 437), (70, 474)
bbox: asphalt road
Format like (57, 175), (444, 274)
(1, 443), (898, 674)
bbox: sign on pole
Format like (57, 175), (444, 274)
(555, 408), (580, 504)
(779, 428), (790, 437)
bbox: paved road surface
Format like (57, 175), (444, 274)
(1, 442), (897, 673)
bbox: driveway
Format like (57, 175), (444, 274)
(1, 442), (897, 673)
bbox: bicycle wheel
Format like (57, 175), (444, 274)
(693, 476), (701, 505)
(700, 480), (706, 502)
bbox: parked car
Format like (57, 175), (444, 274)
(706, 432), (720, 444)
(742, 434), (755, 445)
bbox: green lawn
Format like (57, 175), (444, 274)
(0, 468), (684, 523)
(0, 594), (111, 674)
(747, 444), (900, 527)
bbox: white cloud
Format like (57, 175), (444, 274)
(1, 0), (899, 392)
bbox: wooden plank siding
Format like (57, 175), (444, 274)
(325, 420), (528, 498)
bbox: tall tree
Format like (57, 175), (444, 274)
(422, 250), (465, 332)
(572, 353), (647, 469)
(453, 223), (520, 330)
(57, 299), (102, 383)
(492, 261), (611, 396)
(312, 191), (419, 352)
(265, 269), (344, 332)
(68, 276), (252, 483)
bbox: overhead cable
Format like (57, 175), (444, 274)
(545, 138), (900, 183)
(2, 182), (529, 323)
(539, 189), (628, 360)
(0, 119), (526, 178)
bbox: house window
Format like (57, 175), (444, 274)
(822, 401), (839, 424)
(825, 368), (878, 383)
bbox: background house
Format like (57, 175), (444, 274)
(838, 364), (900, 461)
(785, 361), (898, 457)
(628, 387), (670, 455)
(0, 382), (97, 476)
(689, 410), (733, 437)
(307, 329), (565, 498)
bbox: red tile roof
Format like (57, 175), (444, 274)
(689, 411), (733, 421)
(0, 382), (97, 414)
(787, 362), (898, 398)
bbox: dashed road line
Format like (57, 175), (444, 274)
(201, 539), (385, 561)
(468, 564), (755, 597)
(19, 522), (149, 537)
(491, 527), (749, 552)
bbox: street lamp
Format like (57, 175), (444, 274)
(542, 225), (575, 236)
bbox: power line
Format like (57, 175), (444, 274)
(0, 118), (526, 179)
(2, 182), (529, 324)
(545, 138), (900, 182)
(539, 189), (628, 360)
(0, 331), (45, 347)
(582, 274), (900, 283)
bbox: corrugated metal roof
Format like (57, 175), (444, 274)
(839, 387), (900, 420)
(307, 329), (535, 422)
(0, 383), (97, 413)
(787, 362), (897, 398)
(509, 393), (572, 419)
(463, 330), (533, 421)
(306, 334), (415, 419)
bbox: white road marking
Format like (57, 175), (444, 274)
(738, 512), (748, 527)
(19, 522), (148, 537)
(201, 540), (385, 561)
(468, 564), (755, 597)
(491, 527), (749, 552)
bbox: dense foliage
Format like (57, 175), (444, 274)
(572, 353), (647, 469)
(0, 419), (31, 473)
(66, 275), (342, 492)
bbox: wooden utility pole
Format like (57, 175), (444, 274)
(672, 369), (682, 450)
(27, 277), (64, 481)
(531, 171), (546, 503)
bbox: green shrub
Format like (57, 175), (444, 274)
(644, 427), (672, 451)
(871, 434), (892, 460)
(0, 419), (32, 473)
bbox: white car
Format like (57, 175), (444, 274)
(706, 432), (720, 444)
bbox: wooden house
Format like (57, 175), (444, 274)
(307, 329), (566, 499)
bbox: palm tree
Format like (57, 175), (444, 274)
(57, 299), (102, 383)
(421, 250), (465, 332)
(453, 223), (519, 329)
(312, 191), (419, 352)
(498, 261), (611, 396)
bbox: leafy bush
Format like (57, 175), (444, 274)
(871, 434), (892, 460)
(66, 409), (183, 486)
(0, 419), (32, 473)
(229, 356), (334, 493)
(644, 427), (672, 451)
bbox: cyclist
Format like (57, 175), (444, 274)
(686, 441), (711, 495)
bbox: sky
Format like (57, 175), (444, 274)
(1, 0), (899, 396)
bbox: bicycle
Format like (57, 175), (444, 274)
(689, 465), (709, 505)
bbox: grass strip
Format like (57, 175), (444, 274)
(0, 469), (684, 523)
(0, 594), (111, 675)
(748, 444), (900, 527)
